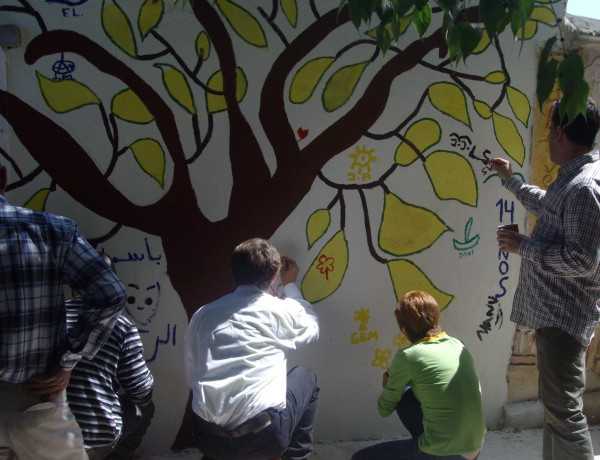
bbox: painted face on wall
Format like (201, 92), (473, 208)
(125, 281), (161, 327)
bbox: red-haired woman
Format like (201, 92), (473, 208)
(352, 291), (486, 460)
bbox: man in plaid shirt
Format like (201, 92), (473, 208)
(491, 99), (600, 460)
(0, 163), (127, 460)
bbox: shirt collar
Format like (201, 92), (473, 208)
(234, 285), (264, 294)
(558, 150), (599, 178)
(413, 331), (447, 344)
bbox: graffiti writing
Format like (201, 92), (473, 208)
(109, 237), (163, 265)
(351, 307), (379, 344)
(347, 145), (377, 182)
(452, 217), (480, 256)
(143, 323), (177, 363)
(450, 132), (493, 176)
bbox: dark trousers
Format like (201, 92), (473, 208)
(536, 327), (594, 460)
(90, 394), (155, 460)
(192, 366), (319, 460)
(351, 388), (476, 460)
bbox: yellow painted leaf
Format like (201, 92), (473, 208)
(516, 20), (538, 40)
(138, 0), (163, 39)
(102, 0), (137, 57)
(155, 64), (196, 114)
(473, 100), (492, 119)
(37, 72), (100, 113)
(301, 230), (349, 303)
(387, 259), (454, 311)
(424, 150), (478, 206)
(322, 61), (369, 112)
(395, 118), (441, 166)
(195, 31), (211, 60)
(289, 57), (335, 104)
(485, 71), (506, 84)
(129, 138), (166, 188)
(306, 208), (331, 249)
(378, 193), (449, 256)
(428, 82), (471, 128)
(23, 189), (51, 211)
(506, 86), (531, 127)
(112, 88), (154, 124)
(366, 16), (412, 39)
(215, 0), (267, 48)
(281, 0), (297, 27)
(206, 67), (248, 114)
(473, 29), (491, 54)
(530, 6), (556, 25)
(493, 112), (525, 166)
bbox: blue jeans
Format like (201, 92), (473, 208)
(193, 366), (319, 460)
(536, 327), (594, 460)
(351, 388), (476, 460)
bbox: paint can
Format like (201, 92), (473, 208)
(498, 224), (519, 232)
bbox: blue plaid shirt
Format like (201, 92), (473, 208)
(0, 195), (126, 383)
(506, 151), (600, 346)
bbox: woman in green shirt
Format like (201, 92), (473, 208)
(352, 290), (486, 460)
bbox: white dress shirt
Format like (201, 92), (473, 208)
(184, 283), (319, 430)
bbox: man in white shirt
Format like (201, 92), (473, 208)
(184, 238), (320, 460)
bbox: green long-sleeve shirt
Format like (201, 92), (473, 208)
(378, 333), (486, 456)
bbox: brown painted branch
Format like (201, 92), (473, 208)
(191, 0), (271, 215)
(0, 89), (162, 231)
(24, 30), (203, 225)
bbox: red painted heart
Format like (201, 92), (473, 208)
(297, 127), (308, 140)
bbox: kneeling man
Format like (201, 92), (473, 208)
(184, 238), (320, 460)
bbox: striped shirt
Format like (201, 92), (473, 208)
(506, 151), (600, 346)
(0, 195), (126, 383)
(66, 299), (154, 447)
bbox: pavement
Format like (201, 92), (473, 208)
(145, 425), (600, 459)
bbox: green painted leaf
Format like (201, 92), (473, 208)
(112, 88), (154, 124)
(215, 0), (267, 48)
(387, 259), (454, 310)
(322, 61), (369, 112)
(205, 67), (248, 114)
(423, 150), (478, 206)
(289, 57), (335, 104)
(138, 0), (164, 39)
(492, 112), (525, 166)
(506, 86), (531, 127)
(102, 0), (137, 57)
(306, 208), (331, 249)
(378, 193), (449, 256)
(281, 0), (298, 27)
(129, 138), (166, 188)
(301, 230), (349, 303)
(195, 31), (211, 60)
(37, 72), (100, 113)
(155, 64), (196, 114)
(428, 82), (471, 128)
(23, 188), (51, 211)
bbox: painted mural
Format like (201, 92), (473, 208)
(0, 0), (561, 453)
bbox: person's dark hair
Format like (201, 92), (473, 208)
(551, 99), (600, 149)
(395, 290), (442, 343)
(231, 238), (281, 290)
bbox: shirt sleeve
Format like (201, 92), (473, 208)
(377, 350), (411, 417)
(505, 175), (546, 217)
(519, 185), (600, 277)
(59, 232), (126, 370)
(278, 283), (319, 348)
(117, 322), (154, 405)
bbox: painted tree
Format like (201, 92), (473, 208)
(0, 0), (557, 448)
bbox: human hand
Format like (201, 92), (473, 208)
(280, 256), (299, 285)
(26, 366), (72, 401)
(497, 228), (525, 254)
(488, 158), (513, 181)
(382, 369), (390, 389)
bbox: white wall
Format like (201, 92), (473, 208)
(0, 0), (562, 453)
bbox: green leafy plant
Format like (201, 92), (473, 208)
(339, 0), (589, 124)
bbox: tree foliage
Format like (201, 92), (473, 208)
(339, 0), (589, 124)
